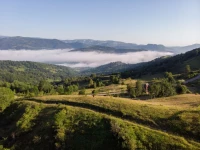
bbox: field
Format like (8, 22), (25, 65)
(1, 94), (200, 149)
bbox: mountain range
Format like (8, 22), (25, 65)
(70, 45), (146, 53)
(0, 36), (199, 53)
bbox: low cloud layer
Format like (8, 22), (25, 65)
(0, 49), (173, 68)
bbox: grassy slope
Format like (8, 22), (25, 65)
(1, 99), (200, 150)
(28, 94), (200, 141)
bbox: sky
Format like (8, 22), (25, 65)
(0, 0), (200, 46)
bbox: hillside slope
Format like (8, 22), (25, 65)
(122, 48), (200, 78)
(0, 61), (77, 83)
(81, 61), (143, 75)
(0, 94), (200, 149)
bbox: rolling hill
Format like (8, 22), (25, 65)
(0, 94), (200, 149)
(121, 48), (200, 78)
(0, 60), (77, 83)
(81, 61), (143, 75)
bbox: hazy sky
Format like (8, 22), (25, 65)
(0, 0), (199, 46)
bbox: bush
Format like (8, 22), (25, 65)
(0, 87), (14, 111)
(176, 84), (188, 94)
(79, 89), (86, 95)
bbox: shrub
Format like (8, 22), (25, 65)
(176, 84), (188, 94)
(79, 89), (86, 95)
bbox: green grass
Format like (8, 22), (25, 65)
(29, 94), (200, 141)
(1, 100), (200, 150)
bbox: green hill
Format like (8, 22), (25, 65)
(0, 61), (77, 84)
(81, 61), (143, 75)
(122, 48), (200, 78)
(0, 94), (200, 150)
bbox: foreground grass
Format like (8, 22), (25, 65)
(0, 101), (200, 150)
(28, 94), (200, 141)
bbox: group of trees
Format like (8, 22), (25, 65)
(0, 79), (80, 97)
(127, 80), (143, 98)
(127, 72), (190, 98)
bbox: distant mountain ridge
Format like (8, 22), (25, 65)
(0, 36), (72, 50)
(0, 36), (199, 53)
(70, 45), (146, 53)
(81, 61), (143, 75)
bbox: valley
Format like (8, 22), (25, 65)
(0, 37), (200, 150)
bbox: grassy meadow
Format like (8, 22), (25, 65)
(1, 93), (199, 149)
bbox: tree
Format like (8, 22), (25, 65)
(0, 87), (14, 111)
(165, 72), (175, 84)
(88, 78), (94, 88)
(130, 88), (136, 98)
(135, 80), (142, 96)
(110, 75), (120, 84)
(57, 85), (65, 94)
(185, 65), (191, 74)
(38, 80), (53, 93)
(149, 79), (176, 98)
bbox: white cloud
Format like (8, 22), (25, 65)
(0, 49), (173, 67)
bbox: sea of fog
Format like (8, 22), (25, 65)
(0, 49), (173, 68)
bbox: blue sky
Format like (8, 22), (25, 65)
(0, 0), (199, 46)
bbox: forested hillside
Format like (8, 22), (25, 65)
(0, 61), (77, 83)
(81, 61), (143, 75)
(122, 48), (200, 78)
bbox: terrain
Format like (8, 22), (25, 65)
(0, 61), (77, 84)
(121, 48), (200, 78)
(81, 61), (140, 75)
(70, 45), (146, 53)
(0, 36), (199, 54)
(0, 94), (200, 150)
(0, 43), (200, 149)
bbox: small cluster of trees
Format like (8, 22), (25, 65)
(127, 80), (143, 98)
(127, 72), (190, 98)
(88, 74), (105, 88)
(110, 75), (120, 84)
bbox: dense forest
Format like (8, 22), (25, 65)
(0, 61), (77, 84)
